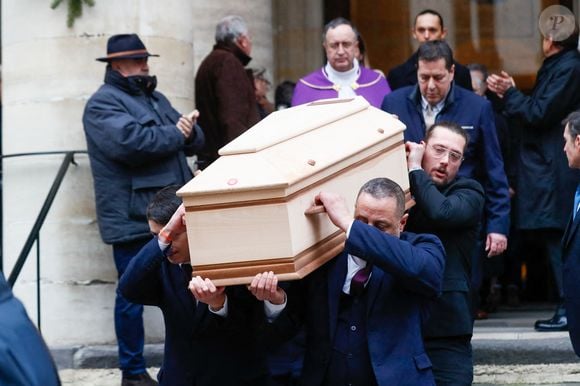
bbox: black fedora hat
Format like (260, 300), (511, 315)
(96, 34), (159, 62)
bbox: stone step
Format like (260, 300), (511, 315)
(51, 303), (580, 385)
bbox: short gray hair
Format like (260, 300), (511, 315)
(215, 15), (248, 43)
(563, 110), (580, 139)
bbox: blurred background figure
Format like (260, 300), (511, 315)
(487, 15), (580, 331)
(251, 67), (275, 119)
(274, 81), (296, 110)
(195, 15), (259, 169)
(467, 62), (520, 317)
(355, 33), (371, 68)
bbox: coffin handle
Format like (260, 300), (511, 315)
(304, 204), (326, 215)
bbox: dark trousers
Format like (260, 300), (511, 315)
(113, 238), (151, 375)
(520, 229), (564, 299)
(425, 336), (473, 386)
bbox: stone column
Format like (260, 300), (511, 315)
(273, 0), (324, 84)
(1, 0), (198, 347)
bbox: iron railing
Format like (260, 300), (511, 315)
(1, 150), (87, 330)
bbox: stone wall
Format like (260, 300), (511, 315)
(1, 0), (274, 347)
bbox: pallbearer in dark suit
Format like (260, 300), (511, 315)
(250, 178), (445, 386)
(119, 186), (268, 386)
(561, 111), (580, 357)
(405, 122), (485, 385)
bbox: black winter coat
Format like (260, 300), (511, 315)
(502, 49), (580, 230)
(406, 171), (485, 337)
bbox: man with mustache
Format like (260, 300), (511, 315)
(405, 122), (485, 385)
(83, 33), (205, 386)
(381, 40), (510, 265)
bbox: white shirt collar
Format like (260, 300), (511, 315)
(342, 254), (370, 294)
(420, 95), (445, 114)
(325, 59), (360, 98)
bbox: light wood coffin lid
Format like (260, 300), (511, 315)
(177, 96), (407, 284)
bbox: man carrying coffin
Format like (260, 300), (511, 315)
(249, 177), (445, 386)
(119, 186), (269, 386)
(405, 122), (485, 385)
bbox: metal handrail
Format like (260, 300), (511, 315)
(1, 150), (87, 329)
(5, 151), (87, 286)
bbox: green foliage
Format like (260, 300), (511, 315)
(50, 0), (95, 28)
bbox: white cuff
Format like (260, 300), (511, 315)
(346, 220), (355, 238)
(264, 296), (287, 322)
(208, 296), (229, 317)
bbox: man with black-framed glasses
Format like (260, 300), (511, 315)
(405, 122), (485, 385)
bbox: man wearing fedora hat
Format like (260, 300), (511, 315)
(83, 33), (204, 386)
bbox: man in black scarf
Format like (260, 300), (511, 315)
(83, 33), (205, 386)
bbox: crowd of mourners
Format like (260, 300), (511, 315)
(2, 7), (580, 386)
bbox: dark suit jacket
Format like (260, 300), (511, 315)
(502, 49), (580, 230)
(406, 171), (485, 337)
(563, 200), (580, 358)
(387, 51), (472, 91)
(119, 239), (268, 386)
(270, 221), (445, 386)
(381, 83), (510, 236)
(0, 273), (60, 386)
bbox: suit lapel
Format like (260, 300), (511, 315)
(563, 214), (580, 251)
(366, 266), (384, 316)
(171, 265), (196, 320)
(328, 253), (348, 341)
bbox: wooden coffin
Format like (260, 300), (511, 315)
(177, 96), (408, 285)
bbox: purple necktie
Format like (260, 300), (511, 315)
(350, 264), (372, 296)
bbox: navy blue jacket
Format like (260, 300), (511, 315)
(381, 84), (510, 235)
(502, 49), (580, 230)
(83, 68), (204, 244)
(406, 172), (484, 337)
(119, 239), (269, 386)
(270, 221), (445, 386)
(563, 189), (580, 358)
(0, 273), (60, 386)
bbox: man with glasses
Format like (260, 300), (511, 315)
(291, 17), (391, 108)
(406, 122), (485, 385)
(381, 40), (510, 263)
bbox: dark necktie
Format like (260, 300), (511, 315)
(350, 264), (372, 296)
(181, 264), (193, 283)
